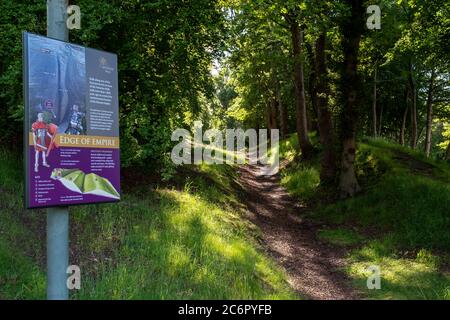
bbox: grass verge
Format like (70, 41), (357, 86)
(0, 150), (296, 300)
(280, 136), (450, 300)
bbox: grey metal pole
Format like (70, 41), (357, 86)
(47, 0), (68, 41)
(47, 207), (69, 300)
(47, 0), (69, 301)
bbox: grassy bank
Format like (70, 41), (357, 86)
(0, 150), (296, 300)
(280, 136), (450, 300)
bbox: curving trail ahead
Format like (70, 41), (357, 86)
(238, 164), (360, 300)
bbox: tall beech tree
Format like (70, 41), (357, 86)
(314, 33), (337, 184)
(285, 12), (314, 159)
(338, 0), (365, 197)
(424, 68), (436, 157)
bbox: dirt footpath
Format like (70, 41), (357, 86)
(238, 164), (360, 300)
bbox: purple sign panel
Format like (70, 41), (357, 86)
(23, 32), (120, 209)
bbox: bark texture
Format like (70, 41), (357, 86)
(400, 88), (409, 146)
(314, 33), (337, 184)
(338, 0), (364, 198)
(289, 17), (313, 159)
(424, 69), (436, 157)
(372, 66), (378, 137)
(408, 61), (418, 149)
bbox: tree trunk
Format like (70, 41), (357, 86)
(400, 88), (409, 146)
(339, 0), (364, 198)
(271, 98), (278, 130)
(378, 103), (383, 136)
(306, 42), (319, 133)
(408, 61), (418, 149)
(424, 69), (436, 157)
(290, 18), (313, 159)
(314, 33), (337, 184)
(266, 98), (277, 131)
(309, 66), (319, 120)
(372, 65), (378, 137)
(266, 101), (271, 130)
(277, 77), (288, 138)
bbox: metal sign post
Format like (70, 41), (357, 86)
(25, 0), (120, 299)
(46, 0), (69, 300)
(47, 207), (69, 300)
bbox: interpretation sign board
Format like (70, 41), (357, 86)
(23, 32), (120, 209)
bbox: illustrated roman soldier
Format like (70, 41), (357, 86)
(65, 104), (85, 135)
(32, 112), (58, 173)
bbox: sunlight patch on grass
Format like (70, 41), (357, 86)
(348, 239), (450, 300)
(279, 134), (298, 162)
(70, 187), (297, 299)
(281, 165), (320, 200)
(74, 174), (296, 299)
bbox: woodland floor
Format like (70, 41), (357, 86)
(238, 164), (361, 300)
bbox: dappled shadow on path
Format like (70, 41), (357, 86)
(238, 164), (361, 300)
